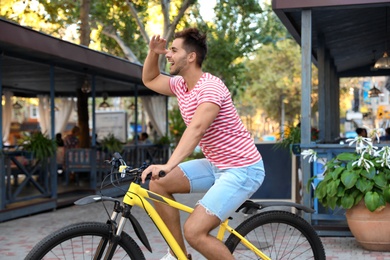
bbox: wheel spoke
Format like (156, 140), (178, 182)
(225, 211), (326, 260)
(25, 222), (145, 260)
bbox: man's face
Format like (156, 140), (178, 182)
(166, 38), (190, 76)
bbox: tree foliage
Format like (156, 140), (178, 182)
(1, 0), (286, 96)
(196, 1), (286, 96)
(241, 38), (318, 126)
(1, 0), (299, 140)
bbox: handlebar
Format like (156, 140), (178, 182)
(106, 152), (166, 184)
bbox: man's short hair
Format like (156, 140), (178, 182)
(174, 28), (207, 67)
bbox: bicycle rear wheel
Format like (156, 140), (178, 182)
(225, 210), (326, 260)
(25, 222), (145, 260)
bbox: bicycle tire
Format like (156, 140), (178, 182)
(225, 210), (326, 260)
(25, 222), (145, 260)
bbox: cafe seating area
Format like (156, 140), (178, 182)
(0, 144), (170, 222)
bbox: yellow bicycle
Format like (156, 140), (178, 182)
(26, 153), (326, 259)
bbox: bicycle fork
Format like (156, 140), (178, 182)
(93, 201), (135, 259)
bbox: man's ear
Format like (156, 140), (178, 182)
(188, 52), (197, 63)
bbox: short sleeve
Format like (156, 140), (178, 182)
(197, 81), (227, 107)
(169, 76), (183, 96)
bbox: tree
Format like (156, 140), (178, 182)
(77, 0), (92, 148)
(242, 38), (318, 127)
(2, 1), (283, 94)
(196, 1), (282, 96)
(2, 0), (292, 141)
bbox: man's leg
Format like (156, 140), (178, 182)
(183, 205), (234, 260)
(181, 161), (265, 259)
(149, 166), (191, 256)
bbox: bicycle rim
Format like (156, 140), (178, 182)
(25, 222), (145, 260)
(225, 211), (326, 260)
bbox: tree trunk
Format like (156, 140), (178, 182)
(77, 89), (90, 148)
(78, 0), (91, 148)
(80, 0), (91, 46)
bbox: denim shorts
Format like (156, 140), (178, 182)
(178, 158), (265, 221)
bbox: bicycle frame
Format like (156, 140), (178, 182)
(27, 154), (324, 260)
(122, 180), (271, 260)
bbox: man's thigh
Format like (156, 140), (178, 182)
(179, 158), (216, 193)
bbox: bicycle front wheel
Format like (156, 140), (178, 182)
(225, 210), (326, 260)
(25, 222), (145, 260)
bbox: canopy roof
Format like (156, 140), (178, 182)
(273, 0), (390, 78)
(0, 18), (156, 97)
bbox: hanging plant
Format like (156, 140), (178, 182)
(101, 134), (123, 154)
(19, 131), (57, 161)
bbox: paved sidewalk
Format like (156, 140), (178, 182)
(1, 193), (390, 259)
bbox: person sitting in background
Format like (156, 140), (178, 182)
(139, 132), (152, 145)
(55, 133), (64, 147)
(55, 132), (65, 173)
(380, 127), (390, 142)
(64, 126), (80, 148)
(355, 127), (367, 138)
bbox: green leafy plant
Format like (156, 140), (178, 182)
(100, 134), (123, 154)
(275, 124), (319, 153)
(19, 131), (57, 161)
(274, 125), (301, 151)
(169, 106), (186, 147)
(302, 133), (390, 212)
(156, 135), (172, 146)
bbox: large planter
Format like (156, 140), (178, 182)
(346, 200), (390, 251)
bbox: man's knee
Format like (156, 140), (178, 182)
(149, 179), (167, 194)
(183, 219), (201, 246)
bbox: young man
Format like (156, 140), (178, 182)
(141, 28), (265, 260)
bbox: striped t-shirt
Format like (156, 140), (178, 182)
(169, 72), (261, 169)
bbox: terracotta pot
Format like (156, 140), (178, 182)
(346, 201), (390, 251)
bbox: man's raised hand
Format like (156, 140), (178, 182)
(150, 35), (168, 55)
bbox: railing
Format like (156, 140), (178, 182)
(121, 144), (171, 166)
(63, 144), (171, 186)
(63, 148), (102, 186)
(1, 144), (170, 210)
(3, 151), (52, 203)
(302, 143), (355, 236)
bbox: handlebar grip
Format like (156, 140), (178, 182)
(113, 152), (122, 159)
(146, 170), (166, 180)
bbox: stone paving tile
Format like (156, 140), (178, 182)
(1, 193), (390, 259)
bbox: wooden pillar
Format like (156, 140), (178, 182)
(301, 9), (312, 222)
(317, 34), (326, 142)
(91, 75), (96, 147)
(316, 33), (335, 143)
(324, 55), (332, 142)
(335, 76), (340, 138)
(90, 75), (97, 190)
(330, 70), (340, 140)
(49, 65), (58, 198)
(0, 54), (4, 210)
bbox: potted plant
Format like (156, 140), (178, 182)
(19, 131), (57, 162)
(100, 133), (123, 154)
(275, 123), (319, 154)
(302, 131), (390, 251)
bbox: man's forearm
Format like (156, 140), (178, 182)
(165, 126), (204, 172)
(142, 51), (161, 85)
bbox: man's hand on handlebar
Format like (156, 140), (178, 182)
(141, 164), (169, 183)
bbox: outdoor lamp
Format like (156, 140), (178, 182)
(12, 101), (23, 109)
(81, 77), (91, 93)
(99, 92), (110, 108)
(368, 85), (382, 98)
(374, 52), (390, 69)
(374, 7), (390, 69)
